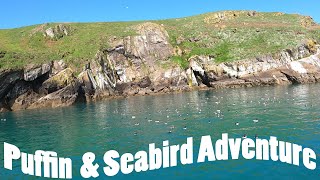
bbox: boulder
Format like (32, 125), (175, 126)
(115, 77), (152, 96)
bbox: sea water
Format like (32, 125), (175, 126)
(0, 84), (320, 179)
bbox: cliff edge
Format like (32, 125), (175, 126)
(0, 11), (320, 112)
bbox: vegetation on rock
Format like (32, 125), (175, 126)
(0, 11), (319, 72)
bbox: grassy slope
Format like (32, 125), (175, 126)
(0, 11), (319, 71)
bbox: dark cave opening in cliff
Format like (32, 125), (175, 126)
(193, 70), (212, 87)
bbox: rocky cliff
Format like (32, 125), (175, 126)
(1, 11), (320, 112)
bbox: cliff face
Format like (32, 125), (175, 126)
(1, 11), (320, 112)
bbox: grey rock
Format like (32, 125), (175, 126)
(28, 80), (82, 109)
(219, 44), (312, 78)
(24, 63), (51, 81)
(248, 11), (257, 17)
(0, 70), (23, 100)
(45, 28), (55, 38)
(52, 60), (66, 75)
(39, 68), (75, 95)
(5, 81), (32, 106)
(108, 22), (173, 74)
(44, 24), (70, 39)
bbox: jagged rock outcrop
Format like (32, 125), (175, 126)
(218, 44), (313, 78)
(44, 24), (70, 39)
(5, 81), (32, 106)
(24, 63), (51, 81)
(119, 82), (148, 96)
(28, 80), (82, 109)
(0, 59), (83, 111)
(106, 22), (174, 82)
(153, 67), (188, 87)
(0, 70), (23, 112)
(78, 55), (117, 101)
(177, 44), (320, 89)
(78, 71), (95, 101)
(52, 60), (67, 75)
(40, 68), (75, 95)
(0, 70), (38, 111)
(188, 56), (214, 86)
(78, 22), (176, 99)
(0, 70), (23, 100)
(1, 43), (319, 112)
(10, 90), (40, 111)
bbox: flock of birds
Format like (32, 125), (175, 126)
(0, 90), (316, 140)
(119, 94), (298, 139)
(109, 90), (316, 140)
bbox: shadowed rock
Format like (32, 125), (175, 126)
(0, 70), (23, 100)
(28, 80), (82, 109)
(40, 68), (75, 95)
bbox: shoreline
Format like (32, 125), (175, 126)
(1, 81), (316, 114)
(1, 47), (320, 112)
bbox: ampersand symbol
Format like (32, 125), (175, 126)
(80, 152), (100, 178)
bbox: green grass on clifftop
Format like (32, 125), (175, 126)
(0, 11), (319, 71)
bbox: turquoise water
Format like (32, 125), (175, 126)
(1, 84), (320, 179)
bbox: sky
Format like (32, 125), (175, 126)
(0, 0), (319, 29)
